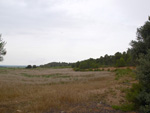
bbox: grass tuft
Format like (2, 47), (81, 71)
(112, 103), (135, 112)
(21, 73), (70, 78)
(113, 68), (136, 80)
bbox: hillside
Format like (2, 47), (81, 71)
(40, 62), (72, 68)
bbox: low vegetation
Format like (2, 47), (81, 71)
(40, 62), (72, 68)
(21, 73), (70, 78)
(0, 68), (138, 113)
(111, 68), (137, 112)
(113, 68), (136, 80)
(112, 104), (135, 112)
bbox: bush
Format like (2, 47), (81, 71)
(136, 50), (150, 112)
(126, 50), (150, 113)
(88, 69), (93, 71)
(127, 17), (150, 112)
(112, 103), (135, 112)
(116, 57), (126, 67)
(126, 83), (141, 104)
(114, 68), (135, 80)
(33, 65), (37, 68)
(112, 83), (142, 112)
(126, 83), (150, 113)
(26, 65), (32, 69)
(94, 68), (101, 71)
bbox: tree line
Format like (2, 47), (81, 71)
(72, 50), (135, 69)
(72, 17), (150, 112)
(40, 62), (72, 68)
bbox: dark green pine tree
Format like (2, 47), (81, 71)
(129, 17), (150, 112)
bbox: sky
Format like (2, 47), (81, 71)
(0, 0), (150, 65)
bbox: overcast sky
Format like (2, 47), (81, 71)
(0, 0), (150, 65)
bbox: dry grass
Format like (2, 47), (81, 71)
(0, 68), (136, 113)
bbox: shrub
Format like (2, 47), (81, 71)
(26, 65), (32, 69)
(116, 57), (126, 67)
(126, 50), (150, 113)
(112, 103), (135, 112)
(33, 65), (37, 68)
(136, 51), (150, 112)
(126, 83), (141, 105)
(114, 68), (135, 80)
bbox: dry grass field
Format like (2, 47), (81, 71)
(0, 68), (137, 113)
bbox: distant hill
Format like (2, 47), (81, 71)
(40, 62), (72, 68)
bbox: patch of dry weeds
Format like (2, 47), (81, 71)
(0, 68), (137, 113)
